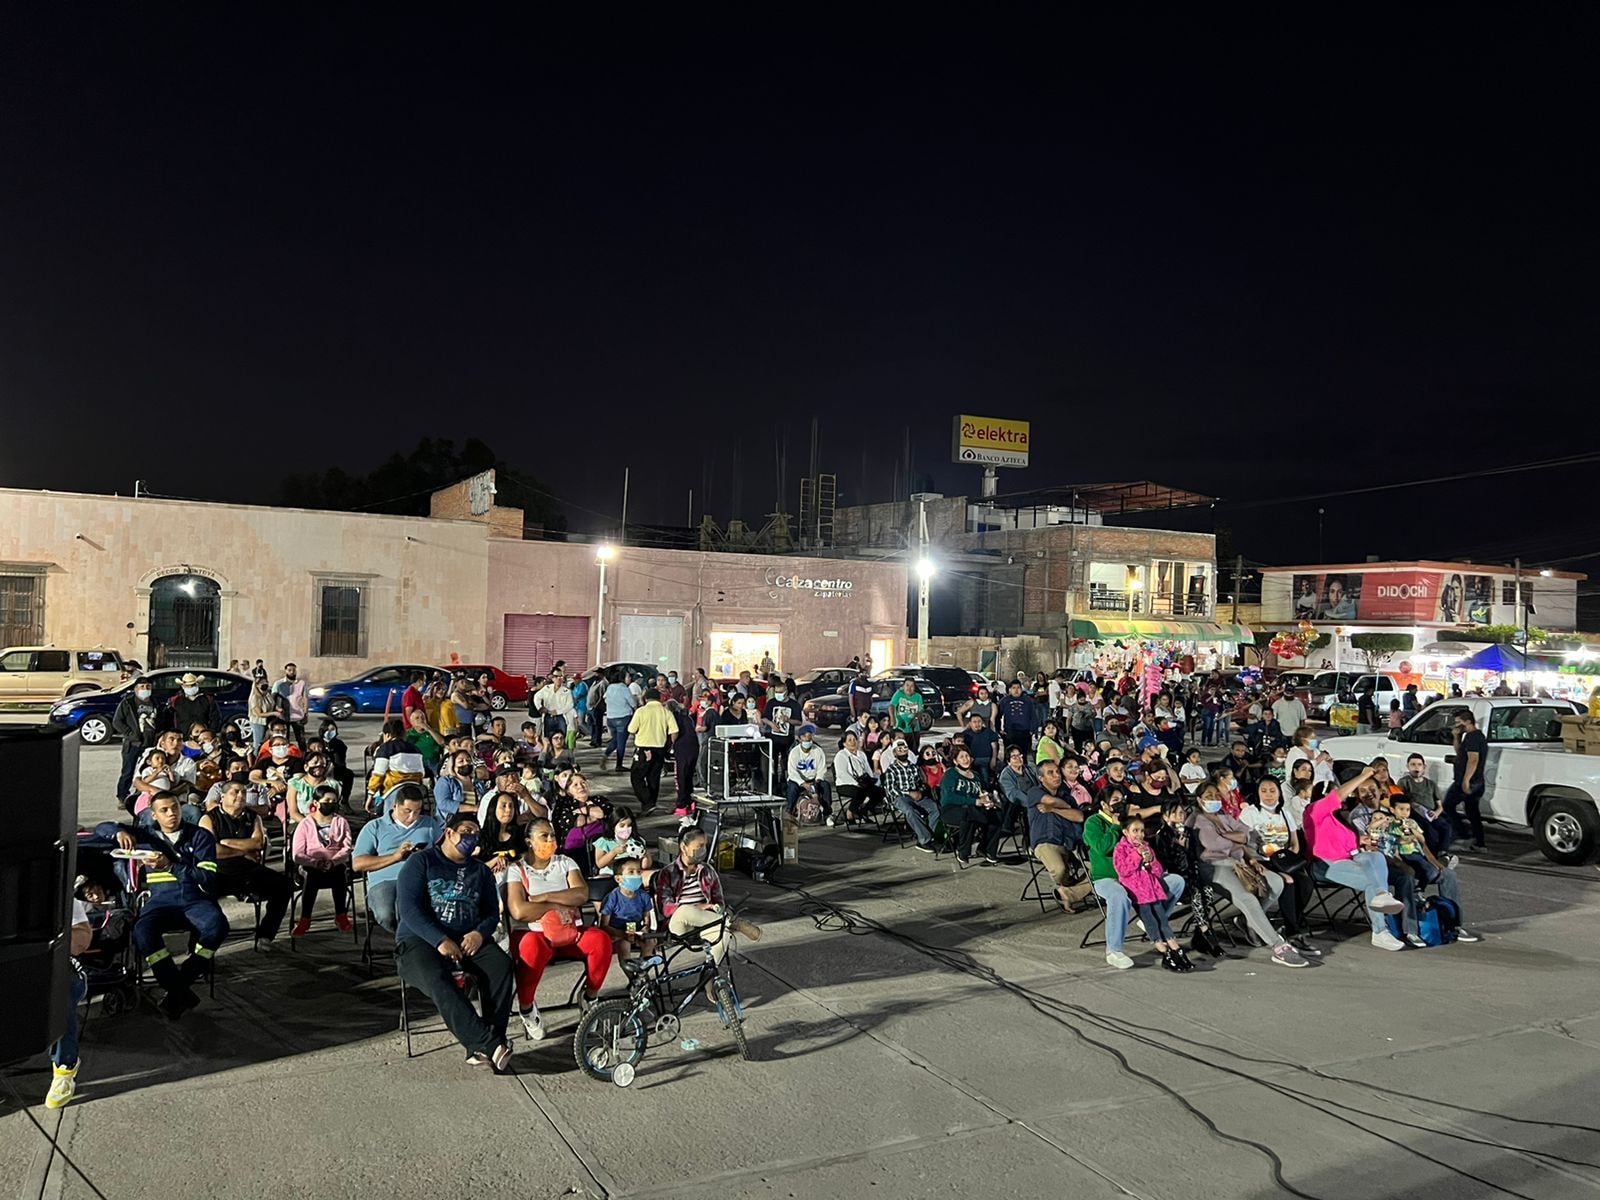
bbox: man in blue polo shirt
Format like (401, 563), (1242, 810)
(351, 784), (440, 931)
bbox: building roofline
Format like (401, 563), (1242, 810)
(0, 485), (491, 530)
(1259, 559), (1586, 582)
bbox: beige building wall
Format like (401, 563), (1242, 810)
(0, 488), (490, 682)
(487, 541), (907, 675)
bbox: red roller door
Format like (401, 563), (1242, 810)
(503, 615), (590, 680)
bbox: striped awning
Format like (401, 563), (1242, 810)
(1071, 618), (1255, 644)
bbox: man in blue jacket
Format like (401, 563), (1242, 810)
(100, 791), (228, 1019)
(395, 811), (513, 1071)
(999, 679), (1041, 759)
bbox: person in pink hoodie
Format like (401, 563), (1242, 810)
(1112, 818), (1192, 972)
(291, 783), (354, 936)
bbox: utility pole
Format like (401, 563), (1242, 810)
(916, 497), (932, 664)
(620, 467), (630, 547)
(1232, 554), (1243, 623)
(1516, 556), (1527, 670)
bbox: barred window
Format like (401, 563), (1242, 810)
(0, 572), (46, 647)
(314, 577), (369, 658)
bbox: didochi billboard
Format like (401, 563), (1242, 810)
(952, 415), (1030, 467)
(1290, 571), (1493, 623)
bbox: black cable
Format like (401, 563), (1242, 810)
(773, 879), (1585, 1197)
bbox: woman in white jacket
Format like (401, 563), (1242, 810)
(834, 730), (886, 825)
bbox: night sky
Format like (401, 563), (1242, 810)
(4, 9), (1598, 585)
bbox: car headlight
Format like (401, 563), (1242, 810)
(309, 687), (327, 698)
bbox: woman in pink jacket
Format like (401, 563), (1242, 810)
(291, 783), (354, 936)
(1112, 817), (1192, 972)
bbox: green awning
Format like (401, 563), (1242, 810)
(1071, 618), (1255, 644)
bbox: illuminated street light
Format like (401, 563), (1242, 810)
(594, 544), (617, 664)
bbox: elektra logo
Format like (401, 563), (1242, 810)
(766, 570), (854, 597)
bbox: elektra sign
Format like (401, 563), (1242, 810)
(767, 569), (854, 598)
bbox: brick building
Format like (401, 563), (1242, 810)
(832, 483), (1244, 666)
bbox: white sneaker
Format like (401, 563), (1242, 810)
(825, 816), (836, 827)
(1404, 933), (1428, 948)
(520, 1009), (545, 1042)
(1105, 951), (1134, 970)
(1446, 854), (1460, 871)
(1368, 891), (1405, 915)
(1371, 930), (1405, 951)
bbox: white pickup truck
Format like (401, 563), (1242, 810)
(1330, 695), (1600, 865)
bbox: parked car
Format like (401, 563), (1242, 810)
(1330, 696), (1594, 864)
(444, 664), (531, 709)
(1, 646), (127, 709)
(48, 669), (253, 746)
(801, 687), (854, 729)
(583, 662), (666, 691)
(875, 665), (982, 711)
(791, 667), (859, 702)
(307, 664), (434, 720)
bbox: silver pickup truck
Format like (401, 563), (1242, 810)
(1330, 695), (1599, 865)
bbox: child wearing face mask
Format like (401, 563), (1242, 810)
(593, 808), (651, 876)
(291, 785), (354, 935)
(599, 858), (658, 967)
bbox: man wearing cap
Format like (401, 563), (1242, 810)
(882, 737), (937, 851)
(166, 673), (224, 741)
(785, 724), (835, 822)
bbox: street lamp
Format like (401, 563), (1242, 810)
(916, 558), (935, 664)
(594, 544), (616, 668)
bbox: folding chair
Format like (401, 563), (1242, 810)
(1072, 848), (1144, 951)
(1307, 878), (1366, 931)
(286, 862), (360, 952)
(1019, 856), (1054, 914)
(878, 802), (912, 847)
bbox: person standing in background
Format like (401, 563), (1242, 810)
(275, 663), (310, 746)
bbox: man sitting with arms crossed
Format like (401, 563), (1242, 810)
(199, 779), (292, 944)
(99, 791), (227, 1018)
(1023, 758), (1095, 912)
(394, 811), (514, 1072)
(352, 783), (441, 932)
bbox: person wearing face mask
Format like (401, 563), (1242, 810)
(598, 857), (658, 968)
(287, 753), (334, 824)
(761, 680), (803, 790)
(434, 750), (475, 820)
(785, 724), (835, 824)
(654, 829), (761, 985)
(353, 786), (441, 932)
(200, 779), (292, 944)
(1083, 785), (1186, 970)
(1283, 725), (1320, 782)
(395, 812), (514, 1071)
(1192, 783), (1312, 966)
(166, 673), (223, 742)
(203, 755), (268, 813)
(247, 678), (277, 756)
(112, 675), (162, 805)
(290, 785), (354, 936)
(593, 808), (651, 876)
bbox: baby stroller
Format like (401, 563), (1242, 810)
(73, 837), (140, 1016)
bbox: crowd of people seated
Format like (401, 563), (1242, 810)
(57, 658), (1489, 1105)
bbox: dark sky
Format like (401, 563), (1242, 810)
(4, 9), (1599, 577)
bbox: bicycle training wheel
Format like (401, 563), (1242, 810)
(573, 999), (649, 1082)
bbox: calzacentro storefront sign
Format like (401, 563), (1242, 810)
(766, 569), (854, 598)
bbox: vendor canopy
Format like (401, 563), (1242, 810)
(1071, 618), (1254, 643)
(1452, 643), (1563, 673)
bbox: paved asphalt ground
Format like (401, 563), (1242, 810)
(5, 713), (1600, 1199)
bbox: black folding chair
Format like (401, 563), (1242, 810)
(1019, 856), (1054, 914)
(1306, 877), (1367, 931)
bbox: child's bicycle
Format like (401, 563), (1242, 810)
(572, 909), (751, 1087)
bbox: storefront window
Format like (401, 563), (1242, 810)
(709, 628), (781, 678)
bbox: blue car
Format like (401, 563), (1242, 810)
(308, 664), (433, 720)
(49, 669), (252, 746)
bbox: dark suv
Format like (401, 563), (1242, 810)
(875, 665), (982, 712)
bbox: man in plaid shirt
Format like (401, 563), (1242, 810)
(882, 738), (938, 853)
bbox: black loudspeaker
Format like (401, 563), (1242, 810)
(0, 726), (79, 1063)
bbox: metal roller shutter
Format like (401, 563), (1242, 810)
(503, 614), (591, 680)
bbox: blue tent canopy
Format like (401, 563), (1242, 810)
(1452, 643), (1560, 673)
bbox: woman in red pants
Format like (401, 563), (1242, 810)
(504, 820), (613, 1043)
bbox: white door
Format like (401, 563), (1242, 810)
(869, 638), (894, 673)
(616, 615), (683, 674)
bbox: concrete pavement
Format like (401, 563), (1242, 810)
(5, 716), (1600, 1199)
